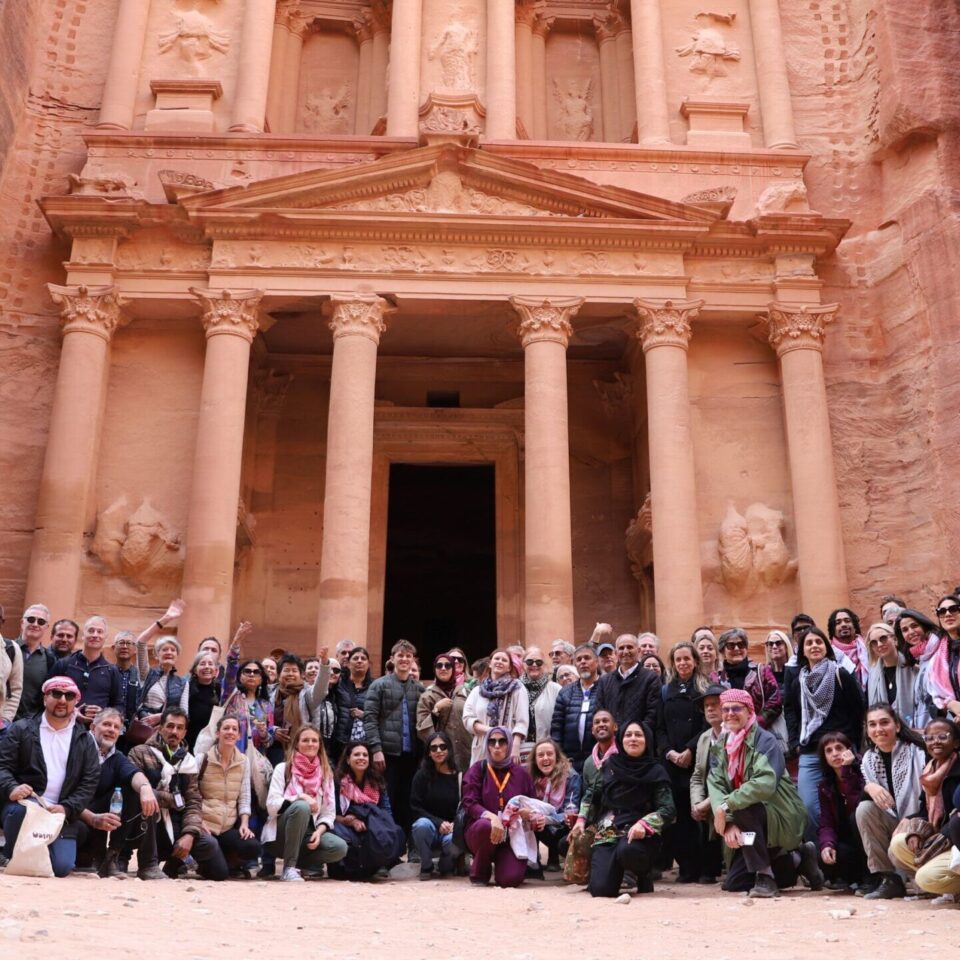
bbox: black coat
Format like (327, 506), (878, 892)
(784, 665), (865, 754)
(655, 679), (707, 758)
(593, 665), (660, 737)
(0, 715), (100, 828)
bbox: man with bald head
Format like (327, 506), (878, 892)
(593, 633), (660, 733)
(50, 616), (123, 724)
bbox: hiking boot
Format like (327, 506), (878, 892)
(97, 850), (126, 879)
(854, 874), (881, 897)
(797, 841), (824, 891)
(281, 866), (304, 882)
(748, 874), (780, 898)
(863, 874), (906, 900)
(137, 865), (169, 881)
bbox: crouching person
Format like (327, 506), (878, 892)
(0, 677), (99, 876)
(75, 708), (162, 878)
(196, 716), (262, 879)
(708, 689), (823, 898)
(127, 706), (224, 879)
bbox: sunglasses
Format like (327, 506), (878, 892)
(240, 668), (262, 676)
(450, 656), (465, 663)
(937, 604), (960, 616)
(429, 743), (449, 752)
(330, 667), (342, 675)
(723, 641), (748, 651)
(524, 659), (544, 667)
(764, 639), (785, 647)
(488, 737), (508, 747)
(25, 616), (48, 626)
(435, 662), (453, 670)
(47, 690), (77, 701)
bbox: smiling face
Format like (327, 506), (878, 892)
(93, 713), (123, 751)
(112, 632), (136, 662)
(616, 636), (639, 670)
(534, 742), (557, 775)
(198, 638), (221, 660)
(721, 701), (750, 733)
(924, 720), (959, 760)
(637, 634), (658, 658)
(22, 606), (51, 646)
(898, 617), (926, 647)
(550, 642), (572, 666)
(833, 611), (856, 641)
(489, 651), (511, 679)
(157, 640), (179, 670)
(591, 710), (615, 744)
(803, 632), (827, 665)
(296, 727), (321, 759)
(936, 597), (960, 636)
(722, 634), (748, 665)
(347, 743), (369, 776)
(524, 647), (545, 681)
(195, 654), (219, 684)
(696, 637), (717, 669)
(392, 648), (414, 679)
(765, 632), (788, 666)
(641, 655), (662, 677)
(574, 647), (598, 682)
(428, 737), (449, 768)
(672, 645), (696, 680)
(621, 723), (647, 758)
(43, 687), (78, 722)
(217, 717), (240, 748)
(867, 626), (896, 661)
(261, 658), (277, 683)
(82, 617), (107, 656)
(866, 708), (899, 752)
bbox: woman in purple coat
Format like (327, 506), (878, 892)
(816, 731), (866, 891)
(462, 725), (536, 887)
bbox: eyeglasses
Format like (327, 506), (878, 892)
(240, 668), (262, 676)
(429, 744), (449, 753)
(924, 733), (954, 744)
(24, 616), (48, 626)
(488, 737), (508, 747)
(524, 659), (544, 667)
(435, 662), (453, 670)
(721, 705), (747, 714)
(937, 604), (960, 616)
(723, 641), (748, 651)
(47, 690), (77, 701)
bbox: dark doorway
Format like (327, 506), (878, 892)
(381, 464), (497, 674)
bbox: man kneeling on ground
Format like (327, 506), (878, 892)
(708, 688), (823, 897)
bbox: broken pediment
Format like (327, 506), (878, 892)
(179, 143), (719, 224)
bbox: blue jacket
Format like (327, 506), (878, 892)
(137, 668), (187, 719)
(88, 748), (140, 813)
(51, 652), (123, 712)
(550, 681), (597, 769)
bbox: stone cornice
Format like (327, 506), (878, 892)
(511, 296), (584, 348)
(764, 301), (839, 356)
(326, 294), (392, 344)
(48, 283), (129, 341)
(190, 287), (264, 342)
(633, 298), (704, 351)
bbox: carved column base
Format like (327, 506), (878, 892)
(145, 80), (223, 134)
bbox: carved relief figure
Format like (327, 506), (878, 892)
(714, 501), (797, 598)
(755, 181), (813, 216)
(158, 11), (230, 75)
(675, 28), (740, 79)
(303, 84), (352, 134)
(428, 21), (478, 90)
(552, 78), (594, 141)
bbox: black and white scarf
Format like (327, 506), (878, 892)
(798, 659), (840, 746)
(862, 740), (925, 818)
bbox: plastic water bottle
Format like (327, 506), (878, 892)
(109, 787), (123, 817)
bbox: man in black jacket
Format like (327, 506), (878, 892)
(50, 616), (123, 724)
(0, 675), (100, 876)
(593, 633), (660, 738)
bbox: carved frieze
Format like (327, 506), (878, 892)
(427, 21), (479, 91)
(303, 85), (352, 134)
(625, 493), (653, 581)
(68, 172), (140, 199)
(715, 501), (798, 598)
(552, 78), (595, 142)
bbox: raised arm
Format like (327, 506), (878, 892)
(135, 598), (185, 681)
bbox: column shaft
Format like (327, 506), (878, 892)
(316, 297), (390, 653)
(386, 0), (422, 137)
(596, 33), (620, 143)
(634, 299), (705, 641)
(530, 26), (548, 139)
(514, 16), (534, 137)
(229, 0), (277, 132)
(25, 286), (126, 616)
(354, 20), (374, 135)
(512, 297), (583, 647)
(615, 28), (637, 142)
(749, 0), (799, 148)
(98, 0), (151, 129)
(280, 26), (307, 133)
(178, 290), (262, 653)
(768, 304), (847, 624)
(265, 19), (288, 132)
(486, 0), (517, 139)
(369, 23), (390, 129)
(629, 0), (670, 144)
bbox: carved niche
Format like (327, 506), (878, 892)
(545, 29), (601, 142)
(427, 19), (479, 91)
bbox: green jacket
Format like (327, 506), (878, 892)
(363, 673), (425, 757)
(707, 725), (806, 852)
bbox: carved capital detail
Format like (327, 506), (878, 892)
(190, 287), (264, 342)
(48, 284), (129, 341)
(511, 296), (583, 348)
(326, 294), (392, 345)
(633, 298), (704, 351)
(765, 302), (839, 356)
(532, 12), (556, 39)
(516, 0), (547, 27)
(593, 4), (627, 41)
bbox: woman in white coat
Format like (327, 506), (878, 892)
(463, 650), (528, 764)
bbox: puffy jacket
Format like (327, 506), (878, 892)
(196, 746), (250, 835)
(0, 715), (100, 827)
(334, 675), (373, 746)
(137, 668), (188, 719)
(549, 681), (598, 768)
(363, 673), (425, 757)
(593, 665), (660, 734)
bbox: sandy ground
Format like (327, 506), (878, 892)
(1, 867), (957, 959)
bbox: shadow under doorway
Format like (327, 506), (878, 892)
(381, 463), (497, 677)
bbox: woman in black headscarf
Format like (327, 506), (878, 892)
(588, 720), (675, 897)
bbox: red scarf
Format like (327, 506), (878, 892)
(339, 775), (380, 806)
(285, 750), (322, 801)
(724, 711), (758, 788)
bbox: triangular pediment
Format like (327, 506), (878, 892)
(180, 144), (718, 224)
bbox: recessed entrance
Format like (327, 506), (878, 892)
(381, 464), (497, 672)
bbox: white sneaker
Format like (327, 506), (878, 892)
(281, 866), (304, 882)
(931, 893), (958, 906)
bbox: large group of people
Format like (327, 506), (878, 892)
(1, 592), (959, 905)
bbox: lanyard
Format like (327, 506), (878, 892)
(487, 764), (511, 810)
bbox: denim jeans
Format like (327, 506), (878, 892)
(410, 817), (454, 871)
(797, 751), (825, 832)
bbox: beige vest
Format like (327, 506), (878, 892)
(197, 746), (247, 835)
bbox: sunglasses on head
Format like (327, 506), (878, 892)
(524, 658), (544, 667)
(488, 737), (508, 747)
(450, 656), (465, 663)
(47, 689), (77, 701)
(429, 743), (449, 752)
(25, 616), (48, 626)
(937, 604), (960, 616)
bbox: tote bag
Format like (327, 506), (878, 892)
(6, 799), (66, 878)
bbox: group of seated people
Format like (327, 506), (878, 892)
(0, 591), (958, 904)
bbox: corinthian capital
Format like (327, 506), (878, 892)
(593, 4), (626, 41)
(633, 298), (704, 351)
(191, 288), (264, 342)
(48, 283), (129, 341)
(765, 302), (839, 357)
(516, 0), (546, 27)
(326, 294), (392, 344)
(511, 296), (584, 348)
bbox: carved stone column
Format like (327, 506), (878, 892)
(25, 286), (128, 616)
(279, 14), (311, 133)
(515, 2), (538, 137)
(530, 12), (554, 139)
(614, 24), (637, 142)
(593, 9), (622, 143)
(386, 0), (422, 136)
(629, 0), (670, 144)
(486, 0), (518, 139)
(633, 299), (705, 640)
(178, 290), (263, 654)
(511, 296), (583, 648)
(316, 296), (391, 654)
(766, 303), (847, 623)
(748, 0), (799, 148)
(369, 1), (391, 130)
(97, 0), (152, 129)
(229, 0), (278, 132)
(353, 13), (374, 135)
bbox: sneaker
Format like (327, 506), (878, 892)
(824, 879), (852, 892)
(854, 875), (881, 897)
(281, 866), (304, 882)
(863, 875), (906, 900)
(136, 865), (169, 881)
(748, 874), (780, 899)
(797, 841), (824, 891)
(931, 893), (958, 906)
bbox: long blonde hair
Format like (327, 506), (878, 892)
(665, 642), (709, 694)
(283, 723), (332, 787)
(527, 738), (572, 794)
